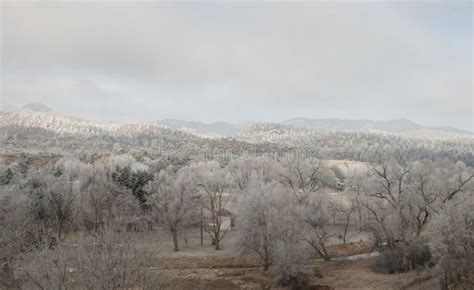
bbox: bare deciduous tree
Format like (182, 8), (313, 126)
(278, 152), (322, 204)
(332, 197), (357, 244)
(362, 158), (415, 248)
(227, 156), (276, 193)
(237, 174), (305, 285)
(302, 198), (334, 261)
(43, 173), (79, 242)
(0, 186), (42, 288)
(439, 161), (474, 203)
(79, 166), (130, 234)
(237, 179), (282, 270)
(363, 157), (473, 272)
(428, 198), (474, 288)
(189, 161), (232, 250)
(146, 166), (199, 251)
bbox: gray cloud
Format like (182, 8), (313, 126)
(1, 1), (472, 130)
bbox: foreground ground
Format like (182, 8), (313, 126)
(12, 228), (441, 290)
(155, 255), (440, 290)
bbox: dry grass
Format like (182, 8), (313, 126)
(312, 258), (440, 290)
(11, 229), (442, 290)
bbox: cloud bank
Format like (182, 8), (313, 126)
(1, 1), (472, 130)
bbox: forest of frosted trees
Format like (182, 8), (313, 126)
(1, 148), (472, 289)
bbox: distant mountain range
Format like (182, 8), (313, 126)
(153, 117), (472, 140)
(281, 118), (472, 136)
(1, 104), (473, 166)
(152, 119), (243, 138)
(2, 103), (472, 140)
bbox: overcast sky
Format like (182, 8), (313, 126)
(1, 1), (472, 131)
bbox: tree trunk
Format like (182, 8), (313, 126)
(171, 228), (179, 252)
(263, 256), (270, 271)
(200, 207), (203, 246)
(343, 215), (350, 244)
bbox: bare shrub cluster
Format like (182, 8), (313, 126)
(20, 230), (159, 289)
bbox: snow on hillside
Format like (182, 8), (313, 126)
(0, 111), (175, 137)
(281, 117), (472, 135)
(152, 119), (242, 138)
(240, 121), (472, 142)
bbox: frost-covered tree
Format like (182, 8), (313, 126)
(237, 178), (284, 269)
(189, 161), (232, 250)
(0, 185), (38, 264)
(363, 157), (473, 271)
(44, 172), (79, 241)
(331, 196), (357, 244)
(362, 157), (416, 247)
(301, 198), (334, 260)
(226, 156), (276, 193)
(428, 198), (474, 288)
(277, 152), (322, 204)
(79, 165), (134, 234)
(437, 161), (474, 203)
(145, 166), (200, 251)
(237, 174), (305, 284)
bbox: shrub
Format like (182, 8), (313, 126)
(20, 231), (159, 289)
(271, 243), (309, 288)
(373, 249), (405, 274)
(374, 244), (432, 274)
(407, 244), (432, 270)
(276, 270), (310, 289)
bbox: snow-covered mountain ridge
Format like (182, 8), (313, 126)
(0, 111), (179, 137)
(1, 103), (472, 141)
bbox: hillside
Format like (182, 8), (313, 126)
(154, 117), (472, 140)
(152, 119), (242, 138)
(0, 111), (283, 158)
(1, 109), (473, 165)
(281, 118), (472, 137)
(239, 122), (474, 166)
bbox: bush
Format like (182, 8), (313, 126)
(374, 244), (432, 274)
(20, 231), (159, 289)
(271, 243), (310, 288)
(276, 270), (310, 289)
(373, 249), (405, 274)
(407, 244), (432, 270)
